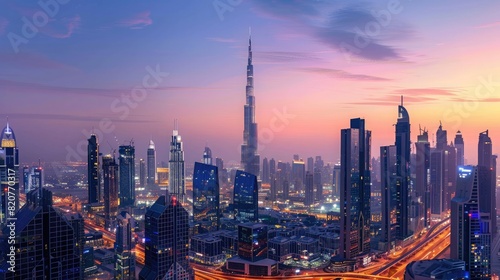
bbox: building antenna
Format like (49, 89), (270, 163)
(401, 95), (403, 106)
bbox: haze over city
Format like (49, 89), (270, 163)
(2, 0), (500, 165)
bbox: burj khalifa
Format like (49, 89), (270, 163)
(241, 32), (260, 177)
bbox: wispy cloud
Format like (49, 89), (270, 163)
(118, 11), (152, 29)
(0, 17), (8, 35)
(37, 15), (81, 39)
(255, 51), (321, 63)
(473, 21), (500, 29)
(252, 1), (412, 61)
(0, 113), (157, 123)
(0, 52), (79, 70)
(345, 88), (460, 106)
(300, 67), (391, 81)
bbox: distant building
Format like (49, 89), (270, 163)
(415, 128), (431, 228)
(147, 139), (157, 186)
(103, 154), (119, 227)
(478, 130), (496, 236)
(169, 124), (186, 203)
(202, 146), (213, 165)
(119, 144), (135, 207)
(139, 158), (146, 188)
(189, 233), (225, 265)
(304, 171), (314, 206)
(88, 134), (100, 204)
(454, 131), (465, 166)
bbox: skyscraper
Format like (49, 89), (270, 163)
(478, 130), (496, 236)
(0, 122), (19, 226)
(1, 189), (82, 279)
(262, 157), (269, 184)
(380, 145), (397, 251)
(147, 139), (156, 186)
(304, 171), (314, 206)
(169, 124), (185, 202)
(454, 131), (465, 166)
(430, 149), (445, 217)
(88, 134), (100, 204)
(292, 158), (305, 192)
(193, 162), (219, 234)
(314, 166), (322, 202)
(451, 166), (491, 279)
(115, 211), (136, 280)
(340, 118), (371, 258)
(139, 195), (192, 280)
(307, 157), (314, 173)
(139, 158), (146, 188)
(103, 154), (119, 227)
(332, 163), (341, 198)
(436, 122), (447, 150)
(202, 146), (212, 165)
(241, 32), (260, 177)
(395, 99), (411, 239)
(415, 128), (431, 227)
(233, 170), (258, 223)
(22, 165), (30, 194)
(119, 144), (135, 208)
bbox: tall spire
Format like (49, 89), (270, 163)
(241, 30), (260, 177)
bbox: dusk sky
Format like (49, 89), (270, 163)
(2, 0), (500, 166)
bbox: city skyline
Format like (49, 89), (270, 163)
(1, 1), (500, 166)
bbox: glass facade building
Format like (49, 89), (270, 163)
(0, 122), (19, 226)
(87, 134), (100, 204)
(233, 170), (258, 223)
(119, 145), (135, 207)
(237, 223), (268, 262)
(193, 162), (219, 234)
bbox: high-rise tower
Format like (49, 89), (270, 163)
(340, 118), (371, 258)
(202, 146), (212, 165)
(119, 144), (135, 207)
(415, 127), (431, 228)
(147, 140), (156, 186)
(395, 98), (411, 239)
(454, 131), (465, 166)
(114, 211), (136, 280)
(451, 166), (491, 279)
(193, 162), (219, 234)
(0, 121), (19, 226)
(169, 122), (185, 203)
(87, 134), (100, 204)
(478, 130), (496, 236)
(241, 31), (260, 177)
(103, 154), (118, 227)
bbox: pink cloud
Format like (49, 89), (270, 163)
(41, 15), (81, 39)
(118, 11), (152, 29)
(0, 17), (8, 35)
(473, 21), (500, 29)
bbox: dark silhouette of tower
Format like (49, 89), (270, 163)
(119, 144), (135, 207)
(478, 130), (496, 236)
(304, 171), (314, 206)
(241, 31), (260, 177)
(103, 154), (118, 228)
(395, 98), (411, 239)
(415, 127), (431, 228)
(88, 134), (100, 204)
(340, 118), (371, 258)
(454, 131), (465, 166)
(147, 140), (156, 186)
